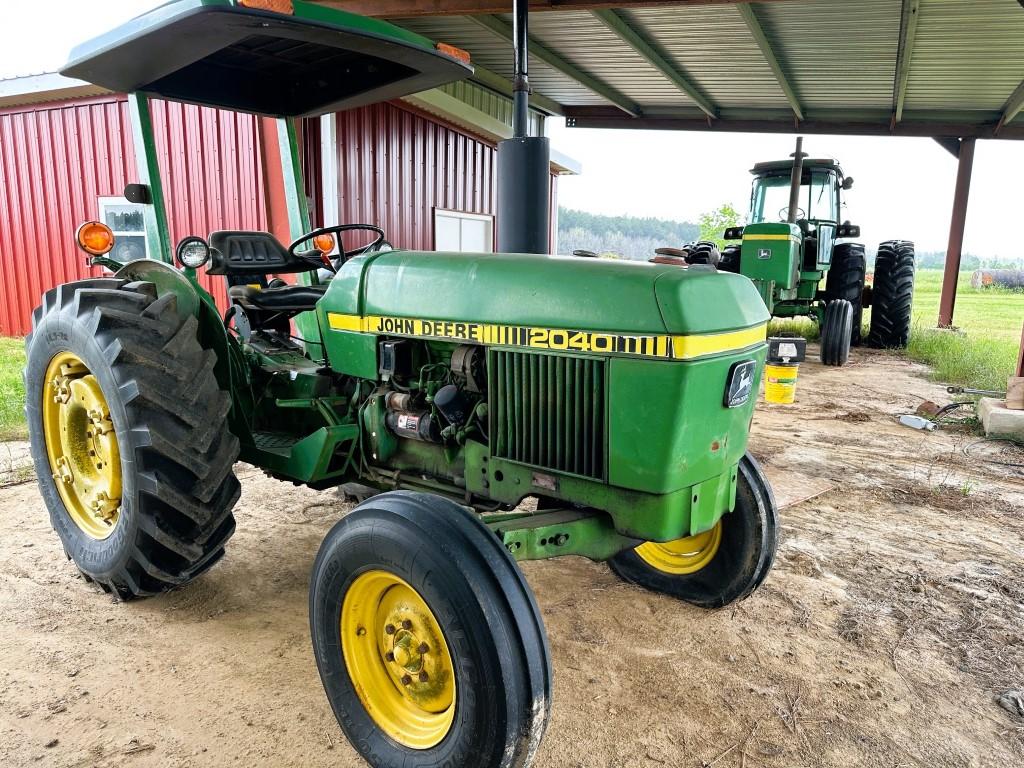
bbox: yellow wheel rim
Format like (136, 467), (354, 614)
(41, 352), (122, 540)
(341, 570), (456, 750)
(635, 521), (722, 575)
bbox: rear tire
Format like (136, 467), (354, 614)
(719, 244), (741, 273)
(310, 491), (551, 768)
(608, 453), (778, 608)
(25, 278), (239, 599)
(825, 243), (866, 346)
(820, 299), (853, 366)
(868, 240), (915, 348)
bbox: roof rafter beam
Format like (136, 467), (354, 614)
(563, 106), (1024, 139)
(892, 0), (920, 124)
(313, 1), (800, 19)
(735, 3), (802, 121)
(996, 79), (1024, 133)
(467, 13), (642, 117)
(591, 9), (716, 118)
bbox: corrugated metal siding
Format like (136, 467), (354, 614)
(0, 97), (133, 336)
(0, 93), (559, 336)
(334, 101), (499, 251)
(904, 0), (1024, 114)
(754, 0), (900, 112)
(521, 11), (692, 108)
(439, 79), (543, 136)
(624, 5), (790, 110)
(396, 16), (602, 107)
(0, 95), (266, 335)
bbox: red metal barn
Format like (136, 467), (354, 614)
(0, 75), (575, 336)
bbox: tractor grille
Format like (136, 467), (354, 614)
(489, 350), (606, 479)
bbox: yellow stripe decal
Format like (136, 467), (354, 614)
(742, 233), (798, 242)
(327, 313), (766, 361)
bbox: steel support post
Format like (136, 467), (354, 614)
(127, 93), (172, 263)
(937, 137), (976, 328)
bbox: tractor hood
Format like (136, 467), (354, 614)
(60, 0), (472, 118)
(324, 251), (770, 338)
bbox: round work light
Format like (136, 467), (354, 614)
(176, 236), (211, 269)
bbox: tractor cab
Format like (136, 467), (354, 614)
(747, 158), (850, 271)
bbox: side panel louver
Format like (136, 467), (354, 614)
(490, 349), (606, 479)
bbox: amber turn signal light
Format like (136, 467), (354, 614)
(436, 43), (471, 64)
(75, 221), (115, 256)
(313, 233), (335, 253)
(238, 0), (294, 14)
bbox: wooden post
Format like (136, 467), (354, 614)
(937, 137), (976, 328)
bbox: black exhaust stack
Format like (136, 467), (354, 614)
(497, 0), (550, 254)
(787, 136), (807, 224)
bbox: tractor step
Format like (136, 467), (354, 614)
(252, 431), (300, 457)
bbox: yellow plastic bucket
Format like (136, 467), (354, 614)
(764, 363), (799, 404)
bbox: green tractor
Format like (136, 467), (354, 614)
(26, 2), (778, 765)
(718, 139), (916, 366)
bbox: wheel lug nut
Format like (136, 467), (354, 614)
(401, 620), (413, 630)
(417, 642), (429, 654)
(385, 624), (396, 635)
(418, 671), (429, 683)
(401, 674), (412, 686)
(385, 651), (395, 662)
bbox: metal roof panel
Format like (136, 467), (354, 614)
(904, 0), (1024, 113)
(622, 5), (790, 110)
(396, 15), (607, 106)
(752, 0), (901, 111)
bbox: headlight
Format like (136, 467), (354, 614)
(724, 360), (757, 408)
(176, 236), (210, 269)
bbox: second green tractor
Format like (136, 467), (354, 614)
(718, 139), (917, 366)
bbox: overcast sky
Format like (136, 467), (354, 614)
(4, 0), (1020, 257)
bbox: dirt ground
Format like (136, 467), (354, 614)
(2, 346), (1023, 768)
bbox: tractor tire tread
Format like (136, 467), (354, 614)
(825, 243), (866, 346)
(868, 240), (915, 348)
(26, 278), (239, 600)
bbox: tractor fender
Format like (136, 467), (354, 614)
(113, 259), (253, 438)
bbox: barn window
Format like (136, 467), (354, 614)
(99, 197), (148, 262)
(433, 209), (494, 253)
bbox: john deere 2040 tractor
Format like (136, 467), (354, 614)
(26, 2), (777, 766)
(718, 139), (916, 366)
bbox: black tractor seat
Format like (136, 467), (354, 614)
(227, 283), (326, 313)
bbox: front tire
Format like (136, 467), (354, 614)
(868, 240), (915, 348)
(825, 243), (866, 346)
(820, 298), (853, 367)
(310, 491), (551, 768)
(608, 453), (778, 608)
(25, 278), (239, 599)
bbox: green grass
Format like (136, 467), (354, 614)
(905, 270), (1019, 391)
(769, 269), (1021, 392)
(0, 337), (27, 441)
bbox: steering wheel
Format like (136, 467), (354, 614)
(778, 206), (805, 221)
(289, 224), (386, 274)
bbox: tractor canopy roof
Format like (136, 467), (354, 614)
(750, 158), (847, 179)
(60, 0), (473, 118)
